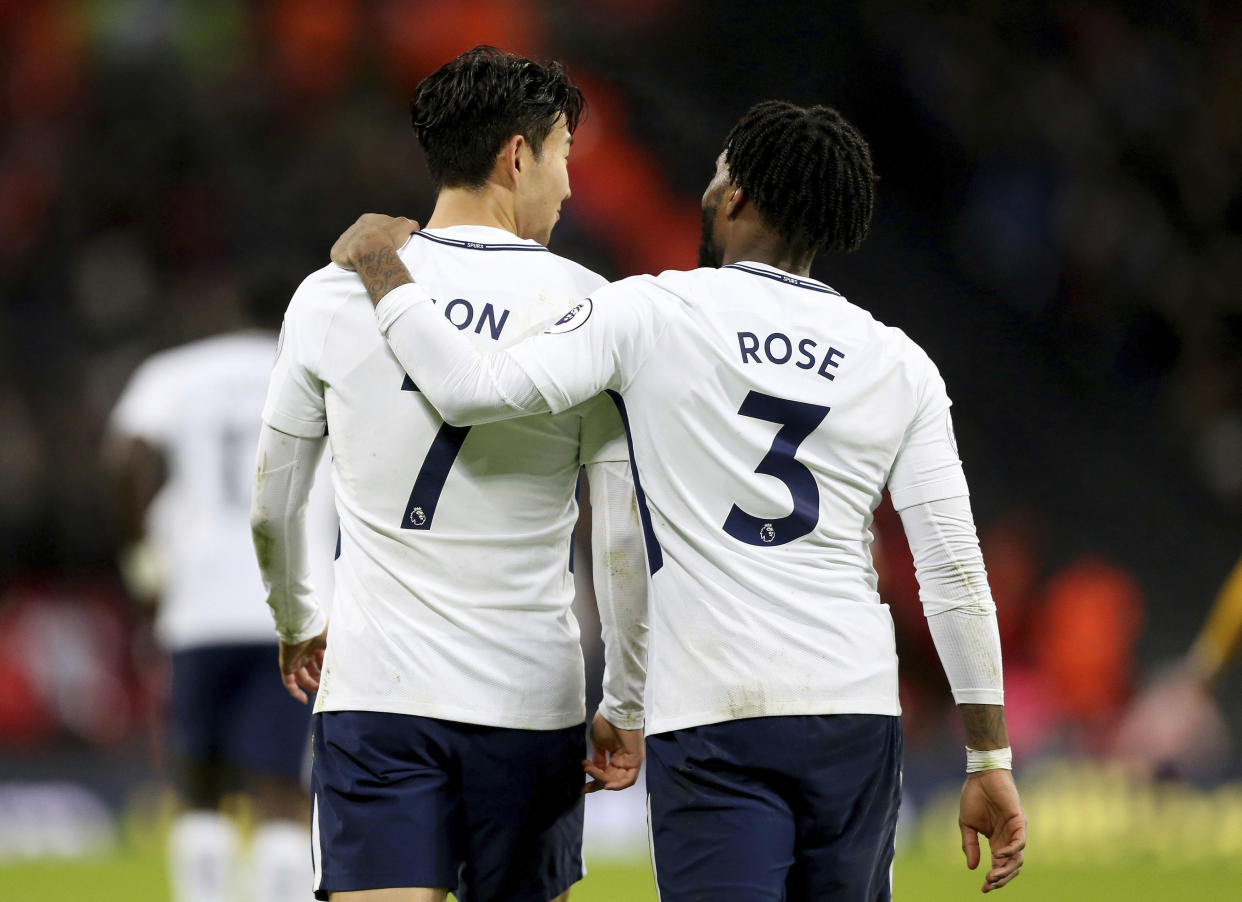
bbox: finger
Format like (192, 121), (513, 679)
(581, 779), (605, 796)
(604, 769), (639, 791)
(961, 826), (981, 870)
(283, 672), (308, 705)
(985, 865), (1021, 891)
(987, 852), (1023, 880)
(330, 232), (357, 269)
(992, 823), (1027, 858)
(583, 761), (611, 782)
(296, 667), (320, 693)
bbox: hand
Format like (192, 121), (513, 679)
(330, 214), (420, 271)
(582, 711), (644, 794)
(959, 768), (1026, 892)
(279, 625), (328, 704)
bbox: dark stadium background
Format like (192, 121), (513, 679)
(2, 0), (1241, 893)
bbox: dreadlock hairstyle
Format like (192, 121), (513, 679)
(412, 46), (586, 190)
(724, 101), (877, 254)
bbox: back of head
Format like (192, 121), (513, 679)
(411, 46), (585, 190)
(725, 101), (877, 255)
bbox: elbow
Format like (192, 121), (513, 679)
(437, 406), (478, 428)
(248, 489), (271, 535)
(432, 398), (494, 428)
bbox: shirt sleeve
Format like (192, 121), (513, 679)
(506, 276), (665, 415)
(898, 495), (1004, 705)
(261, 288), (330, 439)
(250, 422), (329, 644)
(374, 276), (662, 425)
(576, 394), (630, 466)
(587, 458), (648, 729)
(109, 357), (176, 447)
(887, 349), (970, 511)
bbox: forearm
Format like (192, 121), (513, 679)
(899, 496), (1004, 705)
(959, 703), (1010, 751)
(355, 242), (412, 305)
(375, 283), (549, 425)
(588, 461), (649, 729)
(250, 424), (329, 644)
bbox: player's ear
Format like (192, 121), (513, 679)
(724, 183), (748, 219)
(499, 134), (524, 185)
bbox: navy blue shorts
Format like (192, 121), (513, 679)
(310, 711), (586, 902)
(168, 642), (311, 781)
(646, 714), (902, 902)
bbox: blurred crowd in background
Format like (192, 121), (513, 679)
(2, 0), (1241, 848)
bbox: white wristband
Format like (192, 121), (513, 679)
(966, 746), (1013, 773)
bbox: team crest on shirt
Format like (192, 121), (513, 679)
(760, 523), (776, 544)
(545, 298), (594, 334)
(409, 507), (427, 527)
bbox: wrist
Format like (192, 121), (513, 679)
(965, 746), (1013, 773)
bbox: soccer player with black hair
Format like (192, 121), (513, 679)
(252, 47), (648, 902)
(334, 99), (1026, 900)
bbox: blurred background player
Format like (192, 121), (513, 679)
(251, 47), (647, 902)
(1113, 554), (1242, 774)
(333, 98), (1025, 901)
(103, 277), (337, 902)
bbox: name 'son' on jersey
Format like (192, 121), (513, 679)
(737, 331), (846, 381)
(438, 297), (512, 341)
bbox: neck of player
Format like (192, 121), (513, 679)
(425, 184), (523, 239)
(720, 211), (815, 277)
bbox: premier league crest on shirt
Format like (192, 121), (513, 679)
(760, 523), (776, 543)
(409, 507), (427, 527)
(545, 298), (594, 334)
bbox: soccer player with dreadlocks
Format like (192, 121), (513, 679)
(332, 100), (1026, 901)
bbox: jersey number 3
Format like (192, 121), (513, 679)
(401, 376), (471, 530)
(723, 391), (830, 547)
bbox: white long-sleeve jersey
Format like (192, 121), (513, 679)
(257, 226), (648, 730)
(374, 261), (1005, 735)
(108, 330), (337, 651)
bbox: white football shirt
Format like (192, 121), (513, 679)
(108, 331), (337, 651)
(505, 262), (970, 733)
(262, 226), (627, 729)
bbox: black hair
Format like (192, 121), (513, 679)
(724, 101), (877, 254)
(411, 46), (585, 190)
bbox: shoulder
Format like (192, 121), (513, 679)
(550, 254), (609, 296)
(879, 322), (936, 370)
(280, 263), (367, 358)
(872, 322), (947, 400)
(287, 263), (362, 318)
(591, 268), (696, 305)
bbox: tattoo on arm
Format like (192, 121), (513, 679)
(959, 704), (1009, 750)
(357, 245), (413, 307)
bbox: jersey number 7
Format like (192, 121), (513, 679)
(400, 376), (471, 530)
(723, 391), (830, 547)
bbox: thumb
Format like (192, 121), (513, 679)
(330, 236), (355, 270)
(961, 824), (981, 870)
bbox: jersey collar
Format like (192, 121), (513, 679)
(416, 226), (549, 253)
(724, 262), (842, 297)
